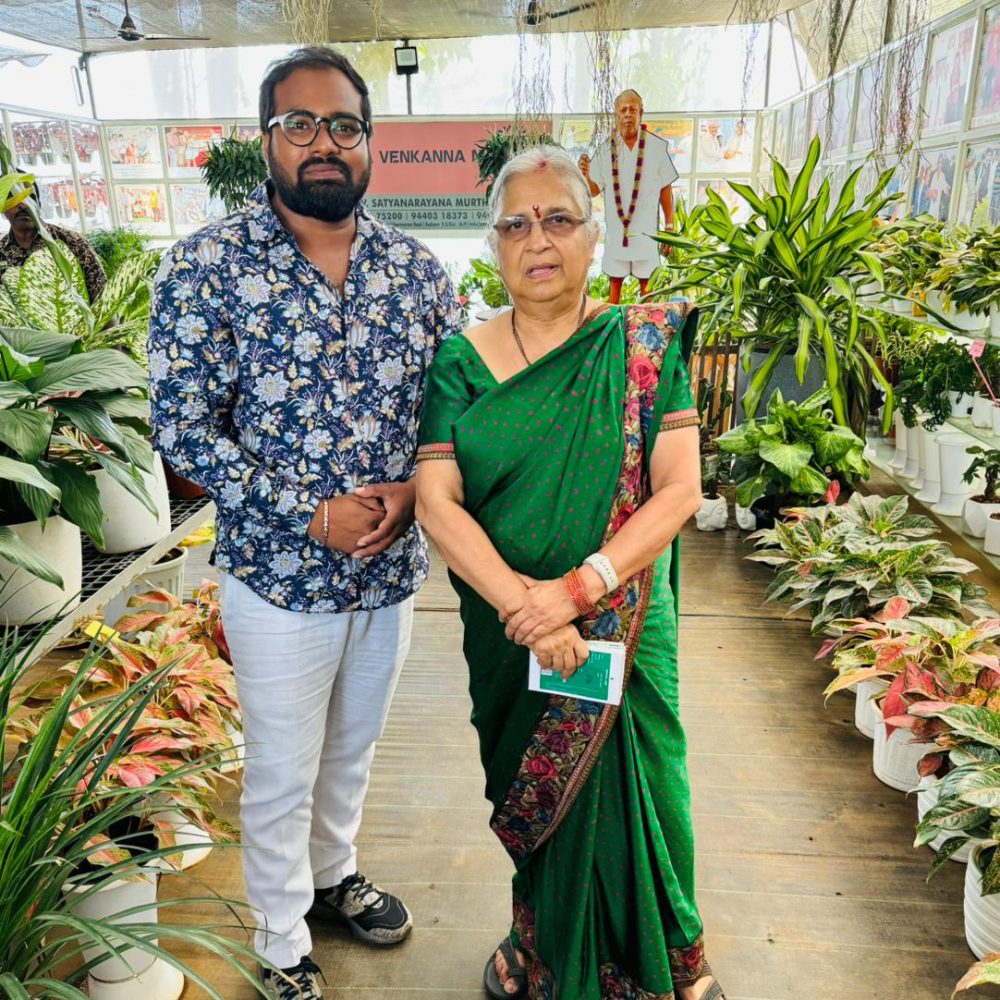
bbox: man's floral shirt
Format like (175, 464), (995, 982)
(148, 183), (461, 612)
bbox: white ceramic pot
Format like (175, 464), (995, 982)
(952, 308), (989, 333)
(894, 295), (914, 315)
(986, 514), (1000, 556)
(94, 455), (171, 554)
(153, 810), (213, 870)
(915, 427), (942, 503)
(965, 845), (1000, 959)
(855, 677), (888, 739)
(0, 516), (82, 626)
(734, 503), (756, 531)
(873, 717), (930, 791)
(101, 546), (189, 630)
(857, 279), (882, 302)
(991, 311), (1000, 338)
(926, 289), (946, 315)
(695, 494), (728, 531)
(901, 423), (921, 479)
(889, 410), (908, 471)
(948, 391), (974, 418)
(972, 394), (996, 430)
(916, 775), (979, 863)
(66, 872), (185, 1000)
(934, 431), (980, 517)
(964, 497), (1000, 538)
(220, 718), (245, 776)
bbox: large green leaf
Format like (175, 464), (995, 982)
(28, 350), (147, 396)
(940, 705), (1000, 750)
(0, 344), (43, 385)
(44, 459), (104, 547)
(51, 397), (125, 454)
(758, 439), (812, 477)
(0, 408), (53, 462)
(13, 243), (89, 334)
(0, 326), (80, 364)
(90, 250), (158, 331)
(0, 523), (62, 586)
(0, 455), (61, 499)
(0, 382), (33, 409)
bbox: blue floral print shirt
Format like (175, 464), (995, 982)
(148, 183), (461, 612)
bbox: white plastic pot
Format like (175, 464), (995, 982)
(893, 295), (914, 315)
(948, 391), (974, 418)
(153, 810), (213, 870)
(914, 426), (942, 504)
(857, 279), (882, 302)
(986, 514), (1000, 556)
(951, 308), (989, 333)
(101, 546), (189, 630)
(964, 497), (1000, 539)
(873, 717), (930, 791)
(66, 872), (184, 1000)
(901, 423), (921, 480)
(991, 311), (1000, 338)
(965, 845), (1000, 959)
(889, 410), (908, 471)
(695, 494), (728, 531)
(94, 455), (171, 554)
(855, 677), (888, 739)
(972, 394), (996, 430)
(916, 775), (980, 864)
(0, 516), (82, 625)
(933, 431), (980, 517)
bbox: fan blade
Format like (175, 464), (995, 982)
(85, 6), (124, 31)
(138, 34), (212, 40)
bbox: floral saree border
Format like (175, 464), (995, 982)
(489, 303), (692, 861)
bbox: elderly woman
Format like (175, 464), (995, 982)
(415, 147), (725, 1000)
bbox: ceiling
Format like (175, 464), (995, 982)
(0, 0), (816, 55)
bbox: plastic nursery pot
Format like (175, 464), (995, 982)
(965, 844), (1000, 959)
(163, 461), (206, 501)
(985, 512), (1000, 556)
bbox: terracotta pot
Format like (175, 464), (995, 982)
(163, 461), (206, 500)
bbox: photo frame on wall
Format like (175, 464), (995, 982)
(772, 105), (789, 161)
(695, 117), (752, 174)
(923, 17), (977, 134)
(105, 124), (162, 179)
(973, 4), (1000, 125)
(912, 146), (958, 220)
(644, 119), (694, 175)
(957, 139), (1000, 225)
(164, 124), (224, 178)
(696, 179), (752, 223)
(170, 183), (227, 235)
(829, 73), (856, 154)
(114, 183), (170, 235)
(887, 37), (928, 141)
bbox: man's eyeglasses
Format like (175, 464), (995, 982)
(267, 110), (371, 149)
(493, 212), (586, 242)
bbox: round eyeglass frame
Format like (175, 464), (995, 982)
(267, 110), (372, 149)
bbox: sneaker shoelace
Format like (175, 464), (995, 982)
(339, 872), (383, 909)
(269, 957), (324, 999)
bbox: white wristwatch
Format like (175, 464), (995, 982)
(583, 553), (619, 594)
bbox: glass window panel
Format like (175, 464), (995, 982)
(973, 4), (1000, 125)
(957, 140), (1000, 225)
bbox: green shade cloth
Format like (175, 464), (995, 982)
(419, 304), (708, 998)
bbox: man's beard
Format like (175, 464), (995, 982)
(268, 151), (371, 223)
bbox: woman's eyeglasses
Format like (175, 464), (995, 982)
(493, 213), (586, 242)
(267, 110), (371, 149)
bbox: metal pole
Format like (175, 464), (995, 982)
(403, 38), (413, 116)
(786, 11), (805, 92)
(764, 17), (774, 107)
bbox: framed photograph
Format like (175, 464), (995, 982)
(973, 4), (1000, 125)
(163, 124), (224, 178)
(170, 183), (227, 235)
(758, 111), (774, 162)
(696, 179), (752, 222)
(789, 98), (808, 161)
(923, 18), (977, 133)
(71, 122), (102, 173)
(957, 139), (1000, 225)
(36, 176), (80, 229)
(645, 118), (694, 175)
(114, 184), (170, 235)
(695, 116), (752, 173)
(853, 62), (885, 150)
(887, 38), (928, 141)
(912, 146), (958, 220)
(10, 117), (71, 172)
(105, 124), (162, 179)
(558, 117), (595, 162)
(236, 124), (262, 141)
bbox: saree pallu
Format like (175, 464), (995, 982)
(418, 304), (707, 1000)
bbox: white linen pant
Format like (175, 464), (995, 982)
(219, 574), (413, 967)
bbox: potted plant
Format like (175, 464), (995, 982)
(456, 256), (510, 315)
(716, 385), (868, 526)
(963, 447), (1000, 539)
(200, 135), (268, 214)
(695, 375), (733, 531)
(0, 621), (268, 998)
(927, 227), (1000, 333)
(87, 227), (155, 279)
(895, 338), (977, 430)
(656, 137), (898, 434)
(472, 125), (556, 197)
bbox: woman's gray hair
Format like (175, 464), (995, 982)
(486, 145), (599, 252)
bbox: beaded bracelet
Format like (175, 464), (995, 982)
(563, 567), (596, 617)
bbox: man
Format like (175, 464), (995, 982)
(1, 181), (106, 302)
(148, 46), (462, 1000)
(579, 89), (679, 304)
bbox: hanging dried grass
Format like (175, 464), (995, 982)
(280, 0), (331, 44)
(367, 0), (385, 41)
(731, 0), (781, 119)
(585, 0), (626, 151)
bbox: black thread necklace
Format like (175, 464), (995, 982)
(510, 295), (588, 367)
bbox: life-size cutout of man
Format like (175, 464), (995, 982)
(148, 46), (462, 1000)
(578, 89), (678, 304)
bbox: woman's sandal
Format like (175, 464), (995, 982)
(483, 936), (527, 999)
(700, 980), (728, 1000)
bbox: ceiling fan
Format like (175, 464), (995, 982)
(524, 0), (597, 26)
(85, 0), (211, 43)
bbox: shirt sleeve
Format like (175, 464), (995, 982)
(657, 342), (698, 431)
(147, 248), (320, 537)
(588, 144), (609, 191)
(656, 139), (680, 189)
(417, 337), (473, 457)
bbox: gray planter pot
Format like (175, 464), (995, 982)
(735, 347), (826, 423)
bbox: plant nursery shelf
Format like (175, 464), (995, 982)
(7, 497), (215, 665)
(945, 415), (1000, 450)
(867, 302), (990, 342)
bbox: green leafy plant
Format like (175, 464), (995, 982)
(0, 326), (154, 585)
(929, 227), (1000, 317)
(655, 138), (900, 431)
(87, 228), (153, 279)
(874, 216), (961, 300)
(0, 622), (268, 997)
(457, 257), (510, 310)
(200, 136), (268, 214)
(965, 447), (1000, 504)
(895, 338), (977, 429)
(697, 375), (733, 499)
(716, 385), (868, 513)
(472, 126), (558, 197)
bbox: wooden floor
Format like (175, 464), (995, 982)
(161, 527), (1000, 1000)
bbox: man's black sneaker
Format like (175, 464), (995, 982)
(258, 956), (324, 999)
(309, 871), (413, 946)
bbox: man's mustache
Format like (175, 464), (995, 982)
(299, 156), (351, 181)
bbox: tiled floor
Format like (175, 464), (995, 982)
(163, 526), (992, 1000)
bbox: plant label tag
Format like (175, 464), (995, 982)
(528, 641), (627, 705)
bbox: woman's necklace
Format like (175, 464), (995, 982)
(510, 295), (588, 366)
(610, 124), (647, 248)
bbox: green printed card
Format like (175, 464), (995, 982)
(528, 641), (626, 705)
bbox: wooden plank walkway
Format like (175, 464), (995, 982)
(163, 527), (999, 1000)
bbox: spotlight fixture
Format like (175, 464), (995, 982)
(394, 42), (418, 76)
